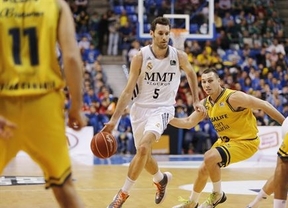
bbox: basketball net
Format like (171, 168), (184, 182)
(170, 28), (188, 51)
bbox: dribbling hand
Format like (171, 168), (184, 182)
(193, 102), (207, 116)
(101, 121), (116, 134)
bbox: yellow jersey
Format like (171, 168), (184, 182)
(204, 88), (258, 141)
(0, 0), (64, 96)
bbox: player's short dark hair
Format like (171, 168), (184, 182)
(202, 68), (219, 78)
(150, 17), (171, 32)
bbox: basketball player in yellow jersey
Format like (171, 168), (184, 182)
(0, 0), (85, 207)
(273, 120), (288, 208)
(170, 68), (285, 208)
(247, 118), (288, 208)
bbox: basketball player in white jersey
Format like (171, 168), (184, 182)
(102, 17), (206, 208)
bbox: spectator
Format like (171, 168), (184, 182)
(83, 87), (100, 106)
(182, 121), (212, 154)
(214, 12), (223, 32)
(85, 105), (103, 134)
(82, 43), (102, 72)
(107, 11), (120, 55)
(119, 22), (134, 60)
(78, 35), (90, 51)
(89, 11), (100, 47)
(114, 108), (135, 154)
(98, 13), (109, 54)
(222, 12), (234, 28)
(119, 9), (129, 27)
(267, 38), (286, 55)
(75, 10), (90, 34)
(127, 40), (141, 66)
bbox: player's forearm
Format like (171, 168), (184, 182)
(170, 117), (192, 129)
(64, 56), (83, 110)
(170, 112), (203, 129)
(110, 91), (131, 124)
(263, 101), (285, 125)
(187, 71), (200, 103)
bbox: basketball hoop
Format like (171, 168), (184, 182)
(170, 28), (188, 51)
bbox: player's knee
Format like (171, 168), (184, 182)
(137, 144), (150, 156)
(203, 149), (218, 164)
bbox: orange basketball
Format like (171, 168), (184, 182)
(90, 132), (117, 159)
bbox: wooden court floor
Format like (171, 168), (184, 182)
(0, 155), (276, 208)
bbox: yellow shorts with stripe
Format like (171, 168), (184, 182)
(0, 91), (71, 188)
(278, 133), (288, 159)
(212, 137), (260, 167)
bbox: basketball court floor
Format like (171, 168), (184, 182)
(0, 152), (278, 208)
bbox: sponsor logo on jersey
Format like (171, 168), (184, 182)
(170, 60), (176, 65)
(146, 62), (153, 70)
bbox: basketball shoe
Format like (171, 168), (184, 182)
(246, 196), (267, 208)
(246, 203), (260, 208)
(107, 189), (129, 208)
(172, 196), (199, 208)
(154, 172), (172, 204)
(199, 192), (226, 208)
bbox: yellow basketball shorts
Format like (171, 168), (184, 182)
(212, 137), (260, 167)
(0, 91), (71, 188)
(278, 133), (288, 159)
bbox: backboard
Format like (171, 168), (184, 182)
(137, 0), (215, 40)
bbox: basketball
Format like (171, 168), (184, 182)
(90, 132), (118, 159)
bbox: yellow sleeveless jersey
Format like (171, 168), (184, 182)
(205, 88), (258, 141)
(0, 0), (64, 96)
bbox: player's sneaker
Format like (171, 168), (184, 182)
(246, 203), (261, 208)
(172, 196), (199, 208)
(199, 192), (226, 208)
(154, 172), (172, 204)
(107, 189), (129, 208)
(246, 197), (266, 208)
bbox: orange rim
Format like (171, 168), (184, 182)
(170, 28), (188, 36)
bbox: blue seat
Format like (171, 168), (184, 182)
(113, 6), (124, 15)
(125, 6), (136, 14)
(143, 14), (148, 23)
(128, 14), (138, 23)
(144, 23), (151, 33)
(190, 24), (199, 33)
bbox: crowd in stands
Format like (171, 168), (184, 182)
(64, 0), (287, 154)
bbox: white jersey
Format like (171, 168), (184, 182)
(132, 45), (181, 108)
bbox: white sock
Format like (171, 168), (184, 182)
(212, 181), (221, 193)
(190, 191), (200, 203)
(152, 170), (164, 183)
(248, 189), (268, 207)
(273, 199), (287, 208)
(121, 177), (135, 193)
